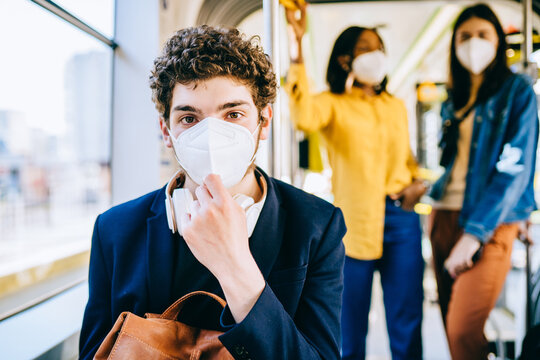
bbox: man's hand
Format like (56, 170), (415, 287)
(389, 180), (427, 211)
(181, 174), (265, 323)
(444, 233), (482, 279)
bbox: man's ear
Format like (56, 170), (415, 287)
(159, 116), (173, 148)
(337, 55), (352, 72)
(259, 104), (273, 141)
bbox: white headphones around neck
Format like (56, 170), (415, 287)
(164, 170), (264, 237)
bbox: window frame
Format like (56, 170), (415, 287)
(0, 0), (117, 322)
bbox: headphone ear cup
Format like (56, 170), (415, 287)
(165, 196), (177, 233)
(165, 170), (185, 234)
(233, 194), (255, 210)
(171, 188), (195, 236)
(232, 194), (263, 237)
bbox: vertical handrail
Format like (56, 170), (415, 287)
(263, 0), (282, 179)
(522, 0), (538, 82)
(522, 0), (534, 331)
(518, 220), (533, 332)
(523, 0), (533, 66)
(522, 0), (535, 331)
(526, 239), (532, 331)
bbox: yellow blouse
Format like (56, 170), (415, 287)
(286, 63), (419, 260)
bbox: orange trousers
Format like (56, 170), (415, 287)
(429, 210), (518, 360)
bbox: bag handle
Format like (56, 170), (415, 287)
(160, 291), (227, 320)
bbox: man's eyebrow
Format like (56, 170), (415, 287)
(217, 101), (251, 111)
(171, 105), (202, 113)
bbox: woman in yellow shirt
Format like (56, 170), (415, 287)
(286, 6), (427, 360)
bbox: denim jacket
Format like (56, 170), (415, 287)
(430, 73), (539, 242)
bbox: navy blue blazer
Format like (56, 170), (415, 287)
(79, 170), (346, 359)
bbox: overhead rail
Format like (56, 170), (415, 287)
(387, 4), (462, 94)
(30, 0), (117, 49)
(197, 0), (261, 27)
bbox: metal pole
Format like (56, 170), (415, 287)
(523, 2), (536, 331)
(523, 0), (533, 68)
(263, 0), (282, 179)
(526, 240), (532, 331)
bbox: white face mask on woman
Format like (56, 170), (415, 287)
(351, 50), (388, 85)
(168, 117), (259, 188)
(456, 37), (497, 75)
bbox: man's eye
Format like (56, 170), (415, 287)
(181, 116), (196, 124)
(228, 112), (241, 119)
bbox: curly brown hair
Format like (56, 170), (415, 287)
(150, 25), (277, 124)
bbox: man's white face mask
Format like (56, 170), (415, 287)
(351, 50), (388, 86)
(456, 37), (497, 75)
(168, 117), (259, 188)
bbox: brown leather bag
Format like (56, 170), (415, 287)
(94, 291), (234, 359)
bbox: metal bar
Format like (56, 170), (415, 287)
(518, 221), (533, 332)
(388, 4), (461, 93)
(30, 0), (117, 49)
(526, 241), (532, 331)
(0, 276), (87, 322)
(263, 0), (273, 176)
(263, 0), (282, 179)
(523, 0), (533, 65)
(271, 0), (281, 179)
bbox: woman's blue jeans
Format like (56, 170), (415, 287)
(341, 197), (424, 360)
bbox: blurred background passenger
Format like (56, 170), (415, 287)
(285, 5), (427, 360)
(429, 4), (539, 360)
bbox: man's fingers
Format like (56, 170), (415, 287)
(191, 200), (201, 216)
(179, 213), (191, 232)
(195, 185), (212, 205)
(203, 174), (229, 202)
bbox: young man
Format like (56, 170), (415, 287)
(79, 26), (346, 359)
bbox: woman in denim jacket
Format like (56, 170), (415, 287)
(429, 4), (539, 359)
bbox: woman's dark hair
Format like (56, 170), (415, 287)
(449, 3), (511, 110)
(326, 26), (387, 94)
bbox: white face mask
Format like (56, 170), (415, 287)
(456, 37), (497, 75)
(351, 50), (387, 86)
(168, 117), (259, 188)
